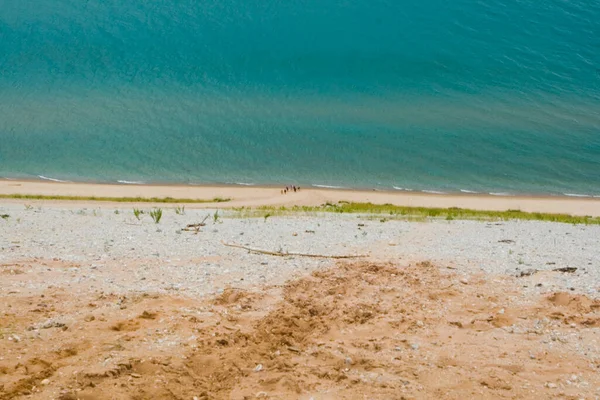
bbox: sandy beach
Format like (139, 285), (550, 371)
(2, 179), (600, 216)
(1, 198), (600, 399)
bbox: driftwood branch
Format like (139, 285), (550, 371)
(221, 241), (368, 259)
(182, 215), (211, 233)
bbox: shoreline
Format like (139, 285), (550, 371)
(4, 175), (600, 199)
(2, 178), (600, 216)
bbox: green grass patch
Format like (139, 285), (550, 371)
(0, 194), (230, 203)
(230, 202), (600, 225)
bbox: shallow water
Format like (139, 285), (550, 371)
(1, 0), (599, 195)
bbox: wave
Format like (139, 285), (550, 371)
(460, 189), (479, 194)
(232, 182), (255, 186)
(117, 180), (145, 185)
(312, 184), (346, 189)
(489, 192), (512, 196)
(563, 193), (591, 198)
(422, 190), (446, 194)
(38, 175), (69, 183)
(392, 186), (414, 191)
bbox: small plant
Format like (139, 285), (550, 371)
(1, 214), (9, 220)
(264, 213), (271, 222)
(150, 208), (162, 224)
(213, 210), (220, 224)
(518, 258), (524, 265)
(24, 204), (33, 210)
(175, 206), (185, 215)
(114, 210), (120, 215)
(133, 208), (143, 220)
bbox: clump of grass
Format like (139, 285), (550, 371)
(213, 210), (221, 224)
(0, 194), (231, 204)
(24, 204), (33, 210)
(264, 213), (271, 222)
(175, 206), (185, 215)
(133, 208), (144, 220)
(1, 214), (9, 220)
(150, 208), (162, 224)
(114, 210), (120, 215)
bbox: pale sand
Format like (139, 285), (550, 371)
(2, 179), (600, 216)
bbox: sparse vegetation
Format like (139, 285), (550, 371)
(175, 206), (185, 215)
(213, 210), (221, 224)
(0, 194), (230, 203)
(24, 204), (33, 210)
(114, 210), (120, 214)
(264, 213), (271, 222)
(231, 202), (600, 225)
(150, 208), (163, 224)
(1, 214), (9, 220)
(133, 208), (143, 220)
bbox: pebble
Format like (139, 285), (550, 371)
(410, 343), (419, 350)
(254, 364), (263, 372)
(459, 278), (469, 285)
(344, 357), (353, 365)
(41, 379), (50, 385)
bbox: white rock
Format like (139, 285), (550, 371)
(254, 364), (263, 372)
(41, 379), (50, 385)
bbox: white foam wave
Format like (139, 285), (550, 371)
(117, 180), (145, 185)
(460, 189), (479, 194)
(392, 186), (414, 191)
(312, 184), (346, 189)
(422, 190), (446, 194)
(563, 193), (591, 198)
(489, 192), (512, 196)
(38, 175), (69, 183)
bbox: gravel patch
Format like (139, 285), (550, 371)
(1, 204), (599, 297)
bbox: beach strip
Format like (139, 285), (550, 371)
(1, 179), (600, 216)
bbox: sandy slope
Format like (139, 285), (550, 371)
(2, 180), (600, 216)
(1, 261), (599, 399)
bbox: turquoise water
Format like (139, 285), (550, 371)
(1, 0), (600, 195)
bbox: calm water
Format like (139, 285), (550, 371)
(1, 0), (600, 195)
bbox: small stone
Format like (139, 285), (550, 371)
(193, 397), (199, 400)
(255, 391), (268, 398)
(41, 379), (50, 385)
(131, 373), (142, 378)
(84, 315), (95, 322)
(416, 320), (424, 327)
(410, 343), (419, 350)
(292, 233), (298, 236)
(545, 382), (557, 389)
(345, 357), (353, 365)
(254, 364), (263, 372)
(459, 278), (468, 285)
(388, 241), (397, 246)
(498, 308), (505, 315)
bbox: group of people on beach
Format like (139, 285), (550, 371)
(281, 185), (300, 194)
